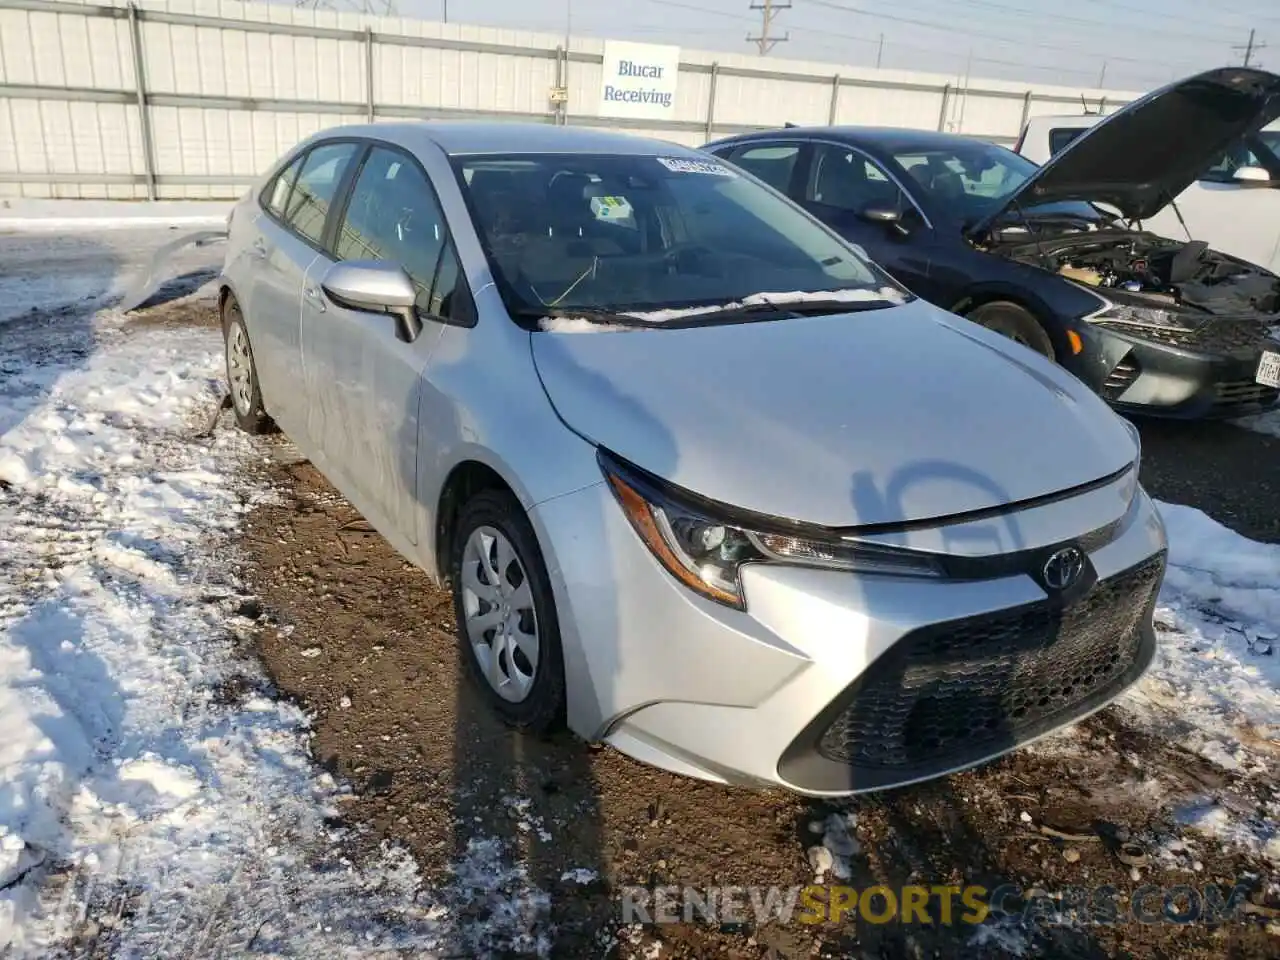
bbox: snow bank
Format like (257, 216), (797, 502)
(1126, 501), (1280, 757)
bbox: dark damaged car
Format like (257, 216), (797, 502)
(705, 67), (1280, 418)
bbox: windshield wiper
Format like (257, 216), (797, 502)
(688, 297), (894, 323)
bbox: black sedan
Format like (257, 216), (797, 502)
(704, 67), (1280, 419)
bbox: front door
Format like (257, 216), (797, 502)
(302, 144), (461, 544)
(794, 142), (934, 296)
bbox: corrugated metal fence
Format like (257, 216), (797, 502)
(0, 0), (1139, 199)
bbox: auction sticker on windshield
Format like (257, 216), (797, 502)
(1258, 350), (1280, 388)
(657, 157), (736, 176)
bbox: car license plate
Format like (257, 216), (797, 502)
(1259, 350), (1280, 388)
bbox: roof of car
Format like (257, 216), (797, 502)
(709, 126), (1016, 154)
(304, 121), (704, 158)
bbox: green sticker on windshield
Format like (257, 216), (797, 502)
(591, 196), (634, 221)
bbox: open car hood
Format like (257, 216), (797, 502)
(982, 67), (1280, 227)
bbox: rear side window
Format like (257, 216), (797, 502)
(284, 142), (360, 245)
(335, 145), (464, 320)
(264, 155), (303, 217)
(725, 144), (801, 194)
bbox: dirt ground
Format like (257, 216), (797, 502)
(230, 445), (1279, 960)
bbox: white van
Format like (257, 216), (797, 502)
(1015, 114), (1280, 273)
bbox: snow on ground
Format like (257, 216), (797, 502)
(1236, 408), (1280, 439)
(1128, 501), (1280, 754)
(0, 228), (225, 326)
(0, 241), (547, 955)
(1114, 500), (1280, 864)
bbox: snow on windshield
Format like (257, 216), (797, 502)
(538, 287), (906, 332)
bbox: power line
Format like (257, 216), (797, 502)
(645, 0), (1190, 84)
(882, 0), (1238, 46)
(747, 0), (791, 54)
(793, 0), (1208, 67)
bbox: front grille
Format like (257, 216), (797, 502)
(816, 553), (1165, 772)
(1213, 379), (1280, 410)
(1112, 317), (1277, 354)
(1101, 352), (1140, 399)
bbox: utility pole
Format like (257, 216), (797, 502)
(747, 0), (790, 56)
(876, 33), (884, 69)
(1097, 60), (1107, 88)
(442, 0), (447, 22)
(1233, 28), (1266, 66)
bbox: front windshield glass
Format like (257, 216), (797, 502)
(451, 152), (905, 323)
(889, 141), (1105, 224)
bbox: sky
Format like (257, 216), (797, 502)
(370, 0), (1280, 92)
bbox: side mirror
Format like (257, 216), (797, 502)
(321, 260), (422, 342)
(1232, 164), (1271, 183)
(859, 204), (908, 235)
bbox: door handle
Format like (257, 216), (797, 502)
(303, 284), (327, 313)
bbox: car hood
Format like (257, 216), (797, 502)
(531, 301), (1137, 529)
(984, 67), (1280, 226)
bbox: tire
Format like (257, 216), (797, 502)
(449, 489), (566, 733)
(221, 294), (275, 434)
(967, 301), (1055, 360)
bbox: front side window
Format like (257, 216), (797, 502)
(335, 145), (458, 316)
(1048, 128), (1087, 156)
(1199, 134), (1280, 183)
(284, 142), (360, 245)
(805, 143), (917, 223)
(452, 152), (897, 324)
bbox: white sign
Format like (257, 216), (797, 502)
(598, 40), (681, 121)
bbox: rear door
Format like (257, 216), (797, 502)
(250, 142), (360, 439)
(241, 151), (316, 434)
(302, 143), (461, 543)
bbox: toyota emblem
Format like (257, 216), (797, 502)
(1043, 546), (1085, 591)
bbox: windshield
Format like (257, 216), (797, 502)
(451, 152), (905, 325)
(889, 141), (1105, 224)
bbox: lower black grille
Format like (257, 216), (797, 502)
(1102, 352), (1140, 399)
(815, 553), (1165, 773)
(1213, 379), (1280, 410)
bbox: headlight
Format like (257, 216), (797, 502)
(599, 451), (943, 610)
(1091, 302), (1200, 332)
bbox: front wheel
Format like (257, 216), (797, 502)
(449, 490), (566, 733)
(967, 301), (1055, 360)
(222, 294), (275, 434)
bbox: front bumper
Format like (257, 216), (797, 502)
(529, 468), (1167, 796)
(1089, 321), (1280, 419)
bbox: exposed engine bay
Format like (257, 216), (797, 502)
(994, 230), (1280, 317)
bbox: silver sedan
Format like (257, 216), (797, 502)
(218, 122), (1167, 795)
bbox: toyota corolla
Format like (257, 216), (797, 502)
(219, 122), (1166, 795)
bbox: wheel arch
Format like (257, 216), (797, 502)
(433, 457), (523, 582)
(949, 285), (1069, 360)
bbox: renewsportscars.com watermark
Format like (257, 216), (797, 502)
(620, 883), (1261, 927)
